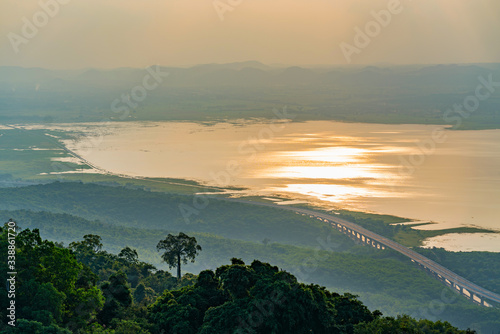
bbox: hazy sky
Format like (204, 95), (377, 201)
(1, 0), (499, 69)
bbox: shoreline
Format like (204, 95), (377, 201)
(2, 121), (499, 252)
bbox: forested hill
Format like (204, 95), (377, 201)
(0, 182), (336, 248)
(0, 226), (476, 333)
(2, 182), (500, 332)
(1, 64), (500, 129)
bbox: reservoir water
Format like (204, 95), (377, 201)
(41, 120), (500, 251)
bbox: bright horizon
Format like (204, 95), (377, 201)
(1, 0), (499, 69)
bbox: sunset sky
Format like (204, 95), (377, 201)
(1, 0), (499, 69)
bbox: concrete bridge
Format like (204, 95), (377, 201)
(230, 199), (500, 308)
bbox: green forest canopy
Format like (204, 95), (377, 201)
(0, 226), (478, 333)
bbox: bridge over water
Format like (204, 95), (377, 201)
(230, 199), (500, 308)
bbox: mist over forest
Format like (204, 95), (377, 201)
(2, 63), (500, 129)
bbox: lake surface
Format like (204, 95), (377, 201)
(41, 120), (500, 251)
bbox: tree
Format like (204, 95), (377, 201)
(98, 271), (132, 326)
(133, 283), (155, 305)
(0, 228), (104, 331)
(16, 227), (42, 250)
(69, 234), (103, 253)
(118, 246), (139, 264)
(156, 233), (202, 280)
(82, 234), (103, 252)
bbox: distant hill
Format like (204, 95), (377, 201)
(1, 63), (499, 129)
(2, 62), (497, 89)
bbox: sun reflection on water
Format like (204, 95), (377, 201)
(257, 145), (403, 203)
